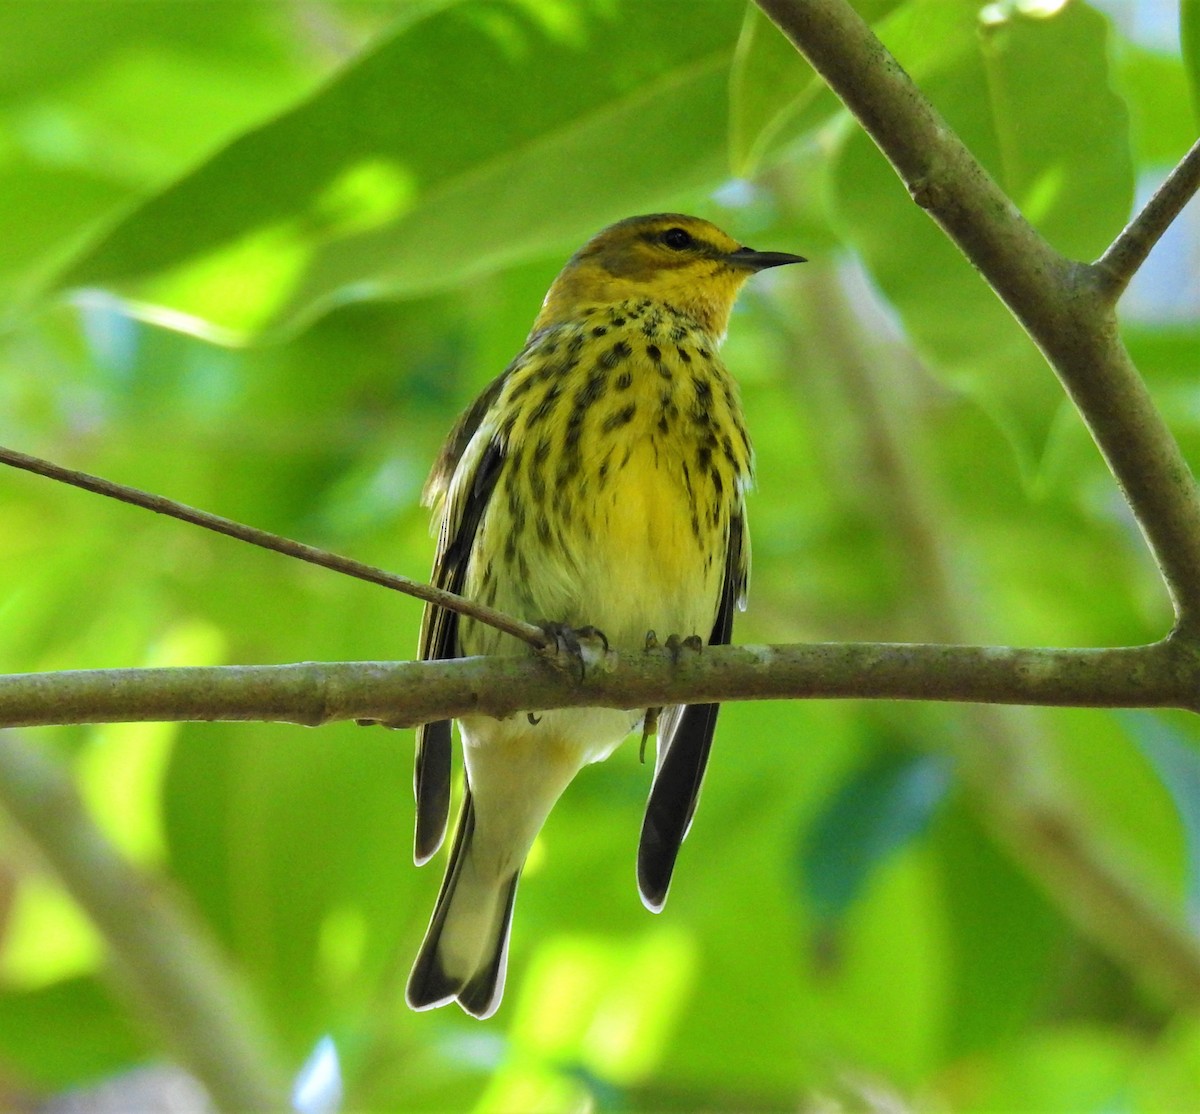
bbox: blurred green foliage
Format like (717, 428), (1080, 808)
(3, 0), (1200, 1110)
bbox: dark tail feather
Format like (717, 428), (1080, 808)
(414, 720), (452, 865)
(457, 879), (519, 1018)
(406, 792), (520, 1019)
(637, 701), (719, 912)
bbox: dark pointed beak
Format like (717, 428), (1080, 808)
(726, 246), (807, 271)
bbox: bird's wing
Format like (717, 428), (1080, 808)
(413, 373), (509, 865)
(636, 508), (749, 911)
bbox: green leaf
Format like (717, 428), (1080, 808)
(163, 721), (415, 1057)
(1054, 710), (1188, 907)
(729, 0), (938, 181)
(1182, 0), (1200, 127)
(0, 977), (145, 1088)
(56, 0), (748, 338)
(1114, 43), (1196, 167)
(951, 1029), (1137, 1111)
(0, 0), (344, 325)
(800, 746), (950, 921)
(1124, 712), (1200, 921)
(977, 0), (1133, 261)
(830, 0), (1133, 477)
(933, 804), (1064, 1058)
(728, 5), (823, 177)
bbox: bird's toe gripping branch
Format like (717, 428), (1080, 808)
(643, 629), (705, 661)
(537, 621), (610, 681)
(638, 631), (706, 760)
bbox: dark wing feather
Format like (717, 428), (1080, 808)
(413, 374), (510, 865)
(636, 512), (748, 911)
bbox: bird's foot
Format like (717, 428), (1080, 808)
(538, 621), (609, 681)
(643, 630), (704, 662)
(639, 632), (704, 760)
(639, 706), (662, 763)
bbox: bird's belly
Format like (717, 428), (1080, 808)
(460, 705), (641, 773)
(527, 436), (721, 649)
(458, 436), (715, 777)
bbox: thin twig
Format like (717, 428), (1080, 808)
(0, 731), (290, 1112)
(0, 444), (547, 650)
(1095, 136), (1200, 300)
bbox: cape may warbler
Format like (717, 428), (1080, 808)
(407, 213), (803, 1018)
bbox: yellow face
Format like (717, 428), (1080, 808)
(532, 214), (788, 340)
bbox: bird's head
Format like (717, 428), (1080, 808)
(532, 214), (805, 340)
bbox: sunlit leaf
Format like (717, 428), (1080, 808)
(830, 0), (1133, 477)
(56, 0), (748, 337)
(0, 0), (351, 323)
(1115, 44), (1196, 167)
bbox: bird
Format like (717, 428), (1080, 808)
(405, 213), (804, 1018)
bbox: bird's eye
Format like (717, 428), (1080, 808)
(661, 227), (693, 250)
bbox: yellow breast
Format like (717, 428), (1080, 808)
(460, 297), (751, 656)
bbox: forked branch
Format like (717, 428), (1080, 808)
(754, 0), (1200, 630)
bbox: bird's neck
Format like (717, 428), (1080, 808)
(531, 267), (739, 342)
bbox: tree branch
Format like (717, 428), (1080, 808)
(754, 0), (1200, 632)
(0, 731), (290, 1112)
(0, 640), (1195, 730)
(1096, 136), (1200, 300)
(0, 444), (547, 651)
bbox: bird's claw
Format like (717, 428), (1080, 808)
(639, 633), (704, 761)
(640, 706), (662, 763)
(575, 625), (609, 652)
(538, 621), (609, 681)
(644, 630), (704, 663)
(665, 632), (704, 661)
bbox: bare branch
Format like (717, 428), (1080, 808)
(0, 731), (290, 1112)
(0, 640), (1194, 730)
(0, 444), (547, 650)
(1096, 137), (1200, 300)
